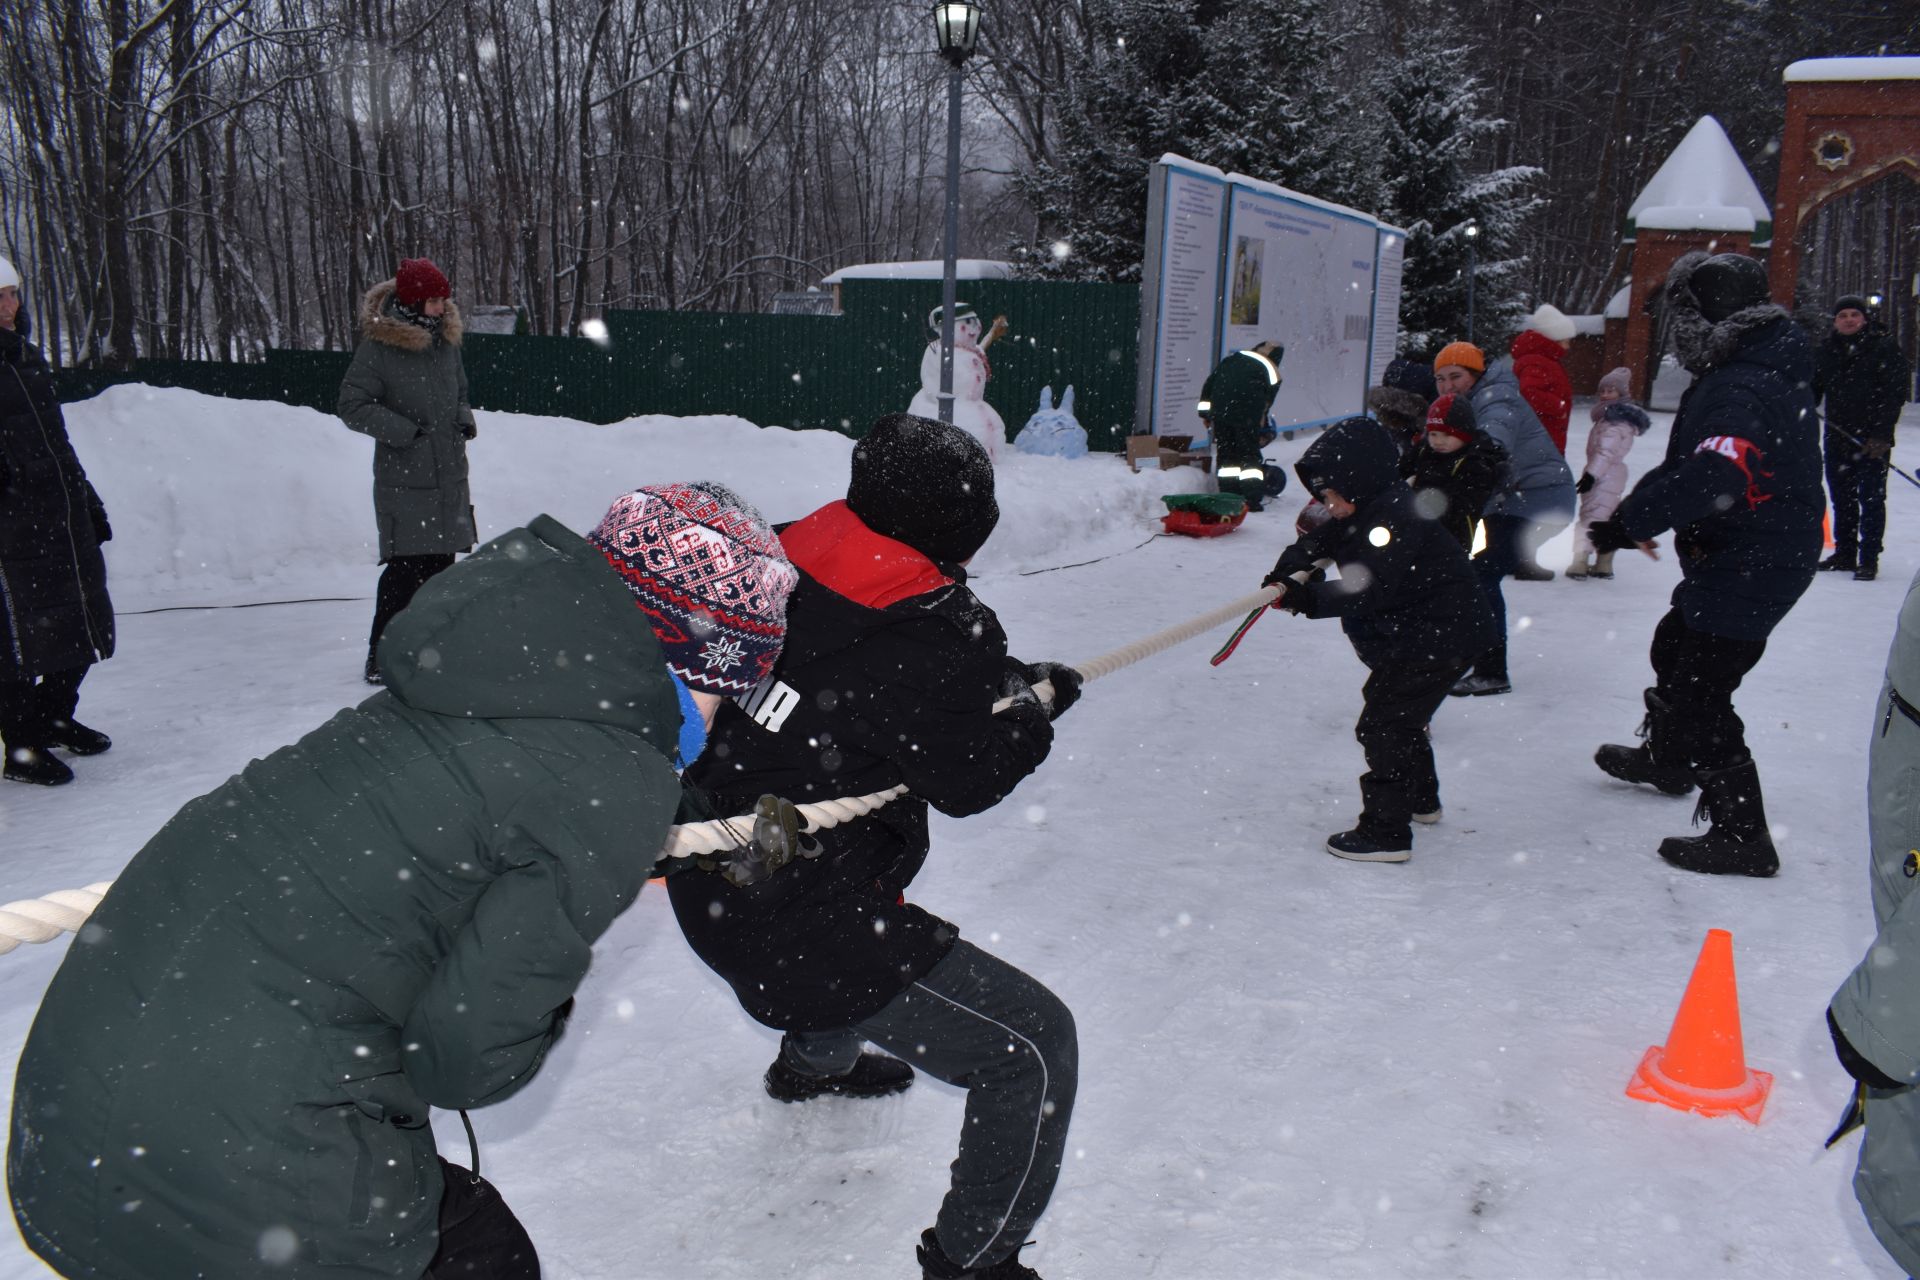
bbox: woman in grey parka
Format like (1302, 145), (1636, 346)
(338, 257), (477, 684)
(1830, 570), (1920, 1276)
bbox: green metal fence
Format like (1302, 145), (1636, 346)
(51, 280), (1143, 450)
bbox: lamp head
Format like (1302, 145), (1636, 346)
(933, 0), (980, 65)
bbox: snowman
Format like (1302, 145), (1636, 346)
(907, 301), (1008, 461)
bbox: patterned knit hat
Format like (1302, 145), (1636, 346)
(587, 482), (798, 696)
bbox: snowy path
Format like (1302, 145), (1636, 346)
(1, 397), (1913, 1278)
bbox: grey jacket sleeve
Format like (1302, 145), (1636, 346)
(1831, 578), (1920, 1085)
(337, 343), (424, 447)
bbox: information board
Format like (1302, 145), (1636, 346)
(1218, 186), (1380, 431)
(1135, 162), (1229, 439)
(1369, 228), (1406, 387)
(1134, 157), (1403, 438)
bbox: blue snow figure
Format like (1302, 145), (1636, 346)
(1013, 385), (1089, 458)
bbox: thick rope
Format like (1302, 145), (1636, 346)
(0, 581), (1301, 951)
(0, 884), (114, 956)
(667, 582), (1293, 855)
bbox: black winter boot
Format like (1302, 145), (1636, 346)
(764, 1044), (914, 1103)
(1657, 758), (1778, 878)
(917, 1229), (1042, 1279)
(44, 716), (111, 756)
(1855, 561), (1878, 582)
(1595, 689), (1695, 796)
(1819, 551), (1857, 572)
(4, 744), (74, 786)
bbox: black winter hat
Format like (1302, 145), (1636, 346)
(1382, 356), (1438, 403)
(1833, 293), (1872, 316)
(1672, 252), (1770, 324)
(847, 413), (1000, 564)
(1294, 416), (1402, 506)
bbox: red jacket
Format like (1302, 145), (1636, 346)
(1510, 329), (1572, 454)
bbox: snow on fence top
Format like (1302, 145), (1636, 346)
(1570, 314), (1606, 337)
(820, 259), (1015, 284)
(1604, 285), (1632, 320)
(1626, 117), (1772, 244)
(1785, 57), (1920, 82)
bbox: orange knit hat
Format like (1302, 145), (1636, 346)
(1432, 341), (1485, 374)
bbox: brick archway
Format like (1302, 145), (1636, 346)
(1767, 64), (1920, 307)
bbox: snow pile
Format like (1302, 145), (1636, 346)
(67, 385), (1202, 611)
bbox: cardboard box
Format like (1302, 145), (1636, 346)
(1124, 434), (1212, 474)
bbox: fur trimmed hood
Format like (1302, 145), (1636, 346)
(1671, 301), (1791, 376)
(1366, 384), (1429, 432)
(360, 279), (463, 350)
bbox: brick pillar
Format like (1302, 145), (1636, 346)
(1623, 228), (1754, 403)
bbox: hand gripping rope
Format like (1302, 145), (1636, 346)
(0, 578), (1310, 955)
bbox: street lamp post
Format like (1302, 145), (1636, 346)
(1464, 222), (1480, 345)
(932, 0), (980, 425)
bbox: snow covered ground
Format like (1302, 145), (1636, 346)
(2, 386), (1915, 1279)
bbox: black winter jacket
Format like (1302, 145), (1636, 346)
(1400, 431), (1509, 550)
(1272, 417), (1496, 669)
(669, 500), (1053, 1030)
(0, 312), (114, 680)
(1617, 309), (1823, 640)
(1814, 322), (1910, 443)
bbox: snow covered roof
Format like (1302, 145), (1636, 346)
(1569, 314), (1607, 337)
(1625, 117), (1772, 245)
(1604, 285), (1632, 320)
(821, 259), (1015, 284)
(1634, 205), (1758, 233)
(1785, 57), (1920, 82)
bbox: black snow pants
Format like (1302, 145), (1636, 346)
(1354, 658), (1470, 839)
(369, 553), (457, 657)
(1648, 607), (1767, 771)
(1825, 438), (1889, 565)
(782, 940), (1078, 1272)
(426, 1158), (539, 1279)
(0, 663), (89, 750)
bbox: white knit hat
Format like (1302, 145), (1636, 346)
(0, 257), (18, 291)
(1524, 303), (1577, 343)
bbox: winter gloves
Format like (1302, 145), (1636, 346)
(1587, 518), (1639, 553)
(1576, 472), (1596, 495)
(1021, 660), (1083, 718)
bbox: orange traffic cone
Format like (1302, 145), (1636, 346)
(1625, 928), (1772, 1123)
(1822, 510), (1835, 551)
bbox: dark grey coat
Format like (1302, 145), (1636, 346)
(1832, 571), (1920, 1278)
(337, 282), (478, 561)
(0, 312), (114, 680)
(8, 517), (686, 1280)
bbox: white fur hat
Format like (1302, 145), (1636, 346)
(0, 257), (18, 291)
(1525, 303), (1577, 343)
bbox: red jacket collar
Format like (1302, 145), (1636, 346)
(780, 501), (954, 609)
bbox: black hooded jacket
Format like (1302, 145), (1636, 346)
(1400, 428), (1509, 550)
(1269, 417), (1495, 669)
(668, 500), (1052, 1031)
(1617, 309), (1822, 640)
(1814, 321), (1910, 443)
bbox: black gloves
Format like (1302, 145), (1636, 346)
(92, 508), (112, 544)
(1023, 661), (1083, 719)
(1829, 1010), (1906, 1091)
(461, 418), (478, 441)
(1576, 472), (1596, 495)
(1587, 518), (1638, 553)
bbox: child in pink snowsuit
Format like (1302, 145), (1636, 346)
(1568, 366), (1653, 579)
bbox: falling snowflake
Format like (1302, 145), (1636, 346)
(699, 636), (748, 672)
